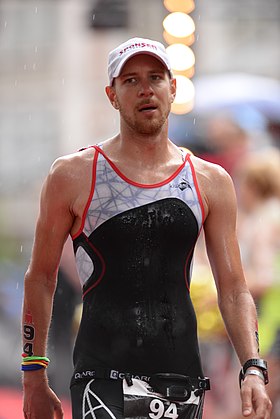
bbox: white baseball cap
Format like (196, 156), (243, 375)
(108, 37), (172, 85)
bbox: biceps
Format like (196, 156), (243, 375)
(204, 207), (246, 297)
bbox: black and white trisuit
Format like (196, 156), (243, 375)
(70, 144), (209, 419)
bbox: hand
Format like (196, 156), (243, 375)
(240, 374), (272, 418)
(23, 377), (64, 419)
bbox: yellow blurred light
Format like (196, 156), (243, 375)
(171, 75), (195, 114)
(171, 101), (194, 114)
(163, 30), (195, 46)
(164, 0), (195, 14)
(163, 12), (195, 38)
(166, 44), (195, 71)
(173, 66), (195, 79)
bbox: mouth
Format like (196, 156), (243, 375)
(138, 104), (158, 112)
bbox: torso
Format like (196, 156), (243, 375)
(70, 142), (208, 378)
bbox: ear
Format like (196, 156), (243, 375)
(170, 77), (177, 103)
(105, 85), (119, 110)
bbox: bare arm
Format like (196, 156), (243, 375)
(198, 161), (272, 418)
(22, 157), (77, 419)
(203, 167), (258, 363)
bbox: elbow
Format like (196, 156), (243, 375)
(218, 287), (253, 312)
(24, 267), (58, 295)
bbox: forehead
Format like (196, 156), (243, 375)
(120, 53), (167, 75)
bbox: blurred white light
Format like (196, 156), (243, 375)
(164, 0), (195, 14)
(166, 44), (195, 71)
(163, 12), (195, 38)
(174, 75), (195, 103)
(172, 75), (195, 114)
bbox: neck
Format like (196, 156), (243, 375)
(118, 120), (170, 157)
(102, 127), (184, 184)
(103, 134), (183, 174)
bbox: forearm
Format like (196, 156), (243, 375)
(218, 288), (260, 365)
(22, 269), (57, 384)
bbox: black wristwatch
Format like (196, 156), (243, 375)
(239, 359), (269, 387)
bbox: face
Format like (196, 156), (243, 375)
(106, 54), (176, 136)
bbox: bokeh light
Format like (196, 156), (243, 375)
(172, 75), (195, 114)
(163, 12), (195, 39)
(163, 0), (195, 14)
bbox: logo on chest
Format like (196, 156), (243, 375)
(170, 178), (191, 191)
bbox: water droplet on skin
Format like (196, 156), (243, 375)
(144, 257), (150, 267)
(193, 118), (196, 125)
(137, 337), (143, 347)
(20, 245), (23, 253)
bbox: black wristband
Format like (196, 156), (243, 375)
(239, 358), (269, 387)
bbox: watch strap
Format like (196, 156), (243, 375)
(239, 358), (269, 387)
(244, 369), (265, 382)
(243, 358), (267, 373)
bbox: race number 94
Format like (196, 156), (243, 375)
(149, 399), (178, 419)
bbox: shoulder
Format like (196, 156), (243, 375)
(48, 147), (96, 182)
(190, 154), (231, 181)
(190, 154), (234, 190)
(189, 155), (236, 216)
(51, 147), (95, 172)
(41, 147), (96, 204)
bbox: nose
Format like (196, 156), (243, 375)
(138, 80), (153, 97)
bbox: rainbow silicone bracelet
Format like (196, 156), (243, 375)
(21, 354), (50, 371)
(21, 364), (45, 371)
(22, 355), (50, 363)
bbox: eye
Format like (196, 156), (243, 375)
(151, 74), (163, 81)
(124, 77), (137, 84)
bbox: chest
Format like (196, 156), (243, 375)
(83, 154), (204, 235)
(112, 162), (184, 185)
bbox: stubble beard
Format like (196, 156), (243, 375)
(118, 103), (171, 136)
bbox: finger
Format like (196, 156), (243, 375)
(256, 398), (272, 419)
(241, 386), (253, 417)
(24, 410), (31, 419)
(242, 407), (252, 417)
(54, 404), (64, 419)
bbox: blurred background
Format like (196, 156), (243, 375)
(0, 0), (279, 418)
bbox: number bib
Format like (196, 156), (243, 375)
(124, 379), (205, 419)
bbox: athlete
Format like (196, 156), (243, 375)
(21, 37), (272, 419)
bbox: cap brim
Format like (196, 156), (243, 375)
(111, 51), (171, 85)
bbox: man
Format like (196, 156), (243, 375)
(22, 37), (272, 419)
